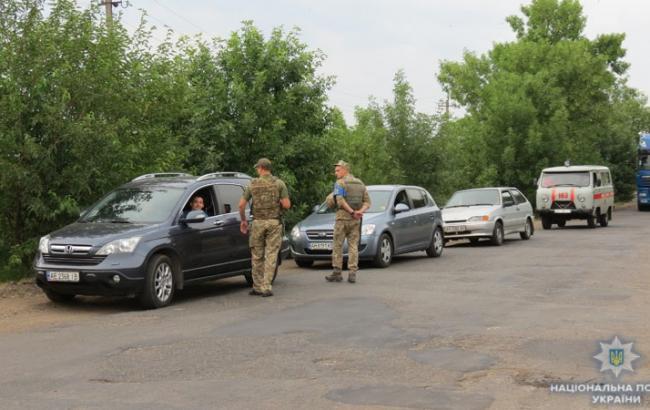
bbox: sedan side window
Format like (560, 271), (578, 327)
(406, 188), (426, 209)
(511, 190), (527, 205)
(394, 190), (410, 208)
(214, 184), (244, 215)
(501, 191), (515, 207)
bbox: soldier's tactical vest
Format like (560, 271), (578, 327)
(343, 176), (365, 210)
(250, 176), (281, 219)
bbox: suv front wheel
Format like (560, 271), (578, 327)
(140, 254), (176, 309)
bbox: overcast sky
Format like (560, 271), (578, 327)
(109, 0), (650, 123)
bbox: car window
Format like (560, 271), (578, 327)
(446, 189), (500, 207)
(183, 186), (217, 217)
(511, 189), (528, 205)
(593, 172), (602, 187)
(601, 171), (611, 186)
(406, 188), (426, 209)
(501, 191), (515, 206)
(215, 184), (244, 214)
(394, 190), (411, 208)
(541, 172), (590, 188)
(81, 187), (184, 224)
(425, 191), (437, 208)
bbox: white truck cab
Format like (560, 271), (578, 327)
(536, 165), (614, 229)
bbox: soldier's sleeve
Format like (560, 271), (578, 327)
(242, 185), (252, 201)
(362, 188), (371, 208)
(334, 181), (349, 207)
(277, 179), (289, 199)
(326, 193), (336, 209)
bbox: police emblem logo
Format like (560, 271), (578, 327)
(594, 336), (640, 377)
(609, 349), (624, 367)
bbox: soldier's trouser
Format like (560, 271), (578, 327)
(332, 219), (361, 274)
(250, 219), (282, 292)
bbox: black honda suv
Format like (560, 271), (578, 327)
(34, 172), (289, 308)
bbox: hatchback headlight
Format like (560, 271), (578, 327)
(361, 224), (376, 236)
(467, 215), (489, 222)
(97, 236), (141, 255)
(290, 225), (301, 240)
(39, 236), (50, 254)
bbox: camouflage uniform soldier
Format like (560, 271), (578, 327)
(239, 158), (291, 297)
(326, 160), (371, 283)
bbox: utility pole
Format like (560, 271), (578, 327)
(101, 1), (123, 24)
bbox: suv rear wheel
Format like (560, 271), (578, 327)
(140, 254), (176, 309)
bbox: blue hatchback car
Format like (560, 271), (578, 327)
(289, 185), (444, 268)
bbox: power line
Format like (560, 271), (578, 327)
(150, 0), (208, 33)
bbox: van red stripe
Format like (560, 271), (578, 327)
(570, 189), (575, 202)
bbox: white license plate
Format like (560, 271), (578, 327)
(47, 271), (80, 282)
(444, 225), (467, 233)
(309, 242), (332, 250)
(554, 209), (571, 214)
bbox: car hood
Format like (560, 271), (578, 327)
(48, 222), (157, 246)
(298, 212), (384, 230)
(442, 206), (498, 222)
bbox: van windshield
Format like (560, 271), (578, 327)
(445, 189), (500, 207)
(541, 172), (590, 188)
(80, 187), (185, 224)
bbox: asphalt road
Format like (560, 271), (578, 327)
(1, 207), (650, 409)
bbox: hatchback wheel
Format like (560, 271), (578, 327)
(295, 259), (314, 268)
(140, 254), (176, 309)
(491, 221), (504, 246)
(520, 218), (533, 240)
(426, 227), (444, 257)
(373, 233), (393, 268)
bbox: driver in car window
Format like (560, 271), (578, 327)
(182, 195), (207, 219)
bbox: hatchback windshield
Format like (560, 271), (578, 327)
(445, 189), (500, 208)
(540, 172), (590, 188)
(81, 188), (185, 224)
(316, 190), (392, 214)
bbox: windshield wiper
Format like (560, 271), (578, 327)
(445, 205), (469, 208)
(467, 203), (495, 206)
(109, 219), (132, 224)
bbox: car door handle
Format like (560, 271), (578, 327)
(213, 220), (225, 227)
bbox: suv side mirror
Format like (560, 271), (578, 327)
(180, 210), (206, 224)
(394, 203), (410, 214)
(503, 200), (515, 208)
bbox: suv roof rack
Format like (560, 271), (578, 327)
(196, 172), (252, 181)
(132, 172), (193, 182)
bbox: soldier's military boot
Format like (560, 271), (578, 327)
(347, 272), (356, 283)
(325, 272), (343, 282)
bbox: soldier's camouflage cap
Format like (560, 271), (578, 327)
(254, 158), (272, 169)
(333, 160), (350, 170)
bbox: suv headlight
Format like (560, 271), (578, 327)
(467, 215), (489, 222)
(39, 236), (50, 254)
(97, 236), (141, 255)
(361, 224), (376, 236)
(290, 226), (301, 240)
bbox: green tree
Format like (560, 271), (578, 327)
(438, 0), (648, 201)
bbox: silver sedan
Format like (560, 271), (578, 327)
(442, 187), (534, 246)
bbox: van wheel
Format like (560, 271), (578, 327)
(426, 227), (444, 257)
(295, 259), (314, 268)
(140, 254), (176, 309)
(44, 289), (76, 304)
(491, 221), (504, 246)
(556, 220), (566, 228)
(587, 215), (596, 228)
(541, 216), (552, 230)
(520, 218), (533, 240)
(373, 234), (393, 268)
(599, 211), (609, 227)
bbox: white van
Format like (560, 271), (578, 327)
(536, 165), (614, 229)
